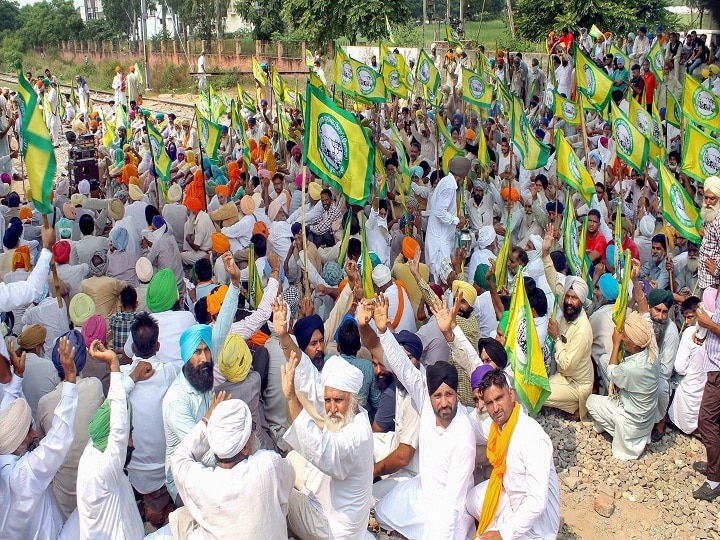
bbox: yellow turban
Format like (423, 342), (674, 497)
(69, 293), (96, 327)
(218, 334), (252, 383)
(206, 285), (229, 316)
(451, 280), (477, 306)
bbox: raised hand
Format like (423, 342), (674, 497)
(130, 360), (154, 382)
(7, 339), (25, 378)
(203, 390), (231, 423)
(431, 290), (461, 334)
(356, 299), (375, 327)
(280, 349), (300, 401)
(223, 252), (241, 286)
(542, 224), (554, 255)
(272, 297), (289, 337)
(299, 295), (314, 317)
(268, 251), (280, 273)
(58, 336), (77, 384)
(345, 259), (360, 288)
(373, 293), (390, 333)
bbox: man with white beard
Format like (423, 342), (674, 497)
(671, 242), (700, 302)
(273, 299), (374, 540)
(699, 176), (720, 291)
(518, 197), (544, 248)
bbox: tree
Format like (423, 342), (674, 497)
(16, 0), (84, 48)
(234, 0), (285, 41)
(81, 18), (118, 41)
(0, 0), (20, 34)
(102, 0), (143, 38)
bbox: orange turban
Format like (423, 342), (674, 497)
(215, 185), (230, 197)
(115, 66), (121, 73)
(402, 236), (420, 261)
(184, 197), (202, 213)
(18, 207), (32, 222)
(465, 129), (476, 141)
(501, 188), (520, 202)
(12, 245), (31, 271)
(206, 285), (229, 316)
(211, 232), (230, 254)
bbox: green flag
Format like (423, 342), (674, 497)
(682, 73), (720, 131)
(657, 160), (702, 245)
(385, 15), (397, 45)
(611, 102), (649, 173)
(145, 118), (171, 186)
(196, 107), (222, 161)
(437, 119), (464, 174)
(510, 95), (551, 170)
(415, 48), (440, 96)
(16, 63), (56, 214)
(445, 23), (461, 46)
(646, 38), (665, 83)
(551, 90), (581, 125)
(462, 66), (493, 108)
(665, 87), (682, 129)
(575, 45), (613, 110)
(562, 199), (583, 276)
(555, 130), (595, 204)
(612, 249), (632, 332)
(682, 122), (720, 182)
(230, 100), (251, 171)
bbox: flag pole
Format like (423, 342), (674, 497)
(578, 94), (591, 166)
(42, 214), (63, 308)
(301, 165), (310, 297)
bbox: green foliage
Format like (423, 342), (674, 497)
(151, 60), (193, 91)
(0, 0), (19, 34)
(101, 0), (141, 37)
(234, 0), (285, 41)
(81, 18), (118, 42)
(16, 0), (84, 48)
(1, 36), (23, 71)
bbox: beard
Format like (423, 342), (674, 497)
(184, 361), (214, 393)
(687, 256), (699, 273)
(523, 212), (535, 229)
(325, 406), (357, 433)
(701, 202), (720, 224)
(563, 301), (581, 322)
(651, 253), (664, 264)
(473, 194), (483, 204)
(652, 317), (668, 345)
(433, 401), (458, 423)
(458, 305), (473, 318)
(310, 351), (325, 372)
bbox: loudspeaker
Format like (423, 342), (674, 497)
(72, 159), (99, 185)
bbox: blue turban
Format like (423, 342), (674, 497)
(293, 315), (324, 352)
(452, 113), (464, 126)
(546, 201), (564, 214)
(211, 165), (224, 179)
(110, 226), (129, 252)
(179, 324), (213, 364)
(215, 174), (228, 186)
(152, 215), (166, 230)
(51, 330), (87, 378)
(395, 330), (423, 361)
(3, 227), (20, 250)
(598, 274), (619, 301)
(605, 244), (615, 267)
(409, 166), (423, 179)
(334, 314), (357, 344)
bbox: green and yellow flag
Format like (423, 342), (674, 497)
(231, 100), (251, 171)
(555, 130), (595, 204)
(628, 97), (663, 162)
(252, 57), (267, 86)
(237, 83), (257, 114)
(551, 90), (581, 125)
(510, 95), (551, 170)
(494, 215), (512, 289)
(303, 82), (373, 205)
(247, 243), (264, 310)
(195, 93), (211, 120)
(115, 103), (129, 130)
(505, 268), (551, 416)
(389, 123), (411, 192)
(196, 107), (222, 161)
(682, 73), (720, 131)
(415, 48), (440, 96)
(646, 38), (665, 84)
(437, 119), (464, 173)
(16, 63), (56, 214)
(208, 84), (227, 122)
(562, 198), (583, 276)
(611, 101), (649, 173)
(477, 125), (490, 169)
(383, 59), (408, 99)
(445, 23), (461, 46)
(385, 15), (397, 45)
(657, 160), (702, 244)
(612, 249), (632, 332)
(271, 65), (287, 104)
(360, 212), (375, 298)
(589, 24), (603, 40)
(682, 122), (720, 182)
(334, 46), (386, 102)
(145, 117), (171, 187)
(305, 50), (315, 69)
(309, 72), (326, 92)
(665, 88), (682, 128)
(575, 45), (613, 110)
(461, 66), (493, 108)
(135, 62), (143, 86)
(608, 44), (631, 70)
(99, 109), (115, 148)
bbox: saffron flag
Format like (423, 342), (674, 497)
(303, 82), (373, 205)
(611, 101), (649, 173)
(646, 38), (665, 83)
(682, 122), (720, 182)
(510, 95), (551, 170)
(575, 45), (613, 110)
(665, 87), (682, 129)
(504, 268), (551, 416)
(437, 119), (464, 173)
(252, 57), (267, 86)
(145, 117), (171, 185)
(385, 15), (397, 45)
(16, 63), (56, 214)
(415, 49), (441, 96)
(657, 160), (702, 245)
(550, 90), (581, 125)
(612, 249), (632, 332)
(494, 215), (512, 289)
(682, 73), (720, 131)
(196, 107), (222, 161)
(555, 130), (595, 204)
(462, 66), (493, 108)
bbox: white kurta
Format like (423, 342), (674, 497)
(374, 330), (476, 540)
(668, 326), (707, 434)
(172, 421), (294, 539)
(0, 382), (78, 540)
(76, 372), (144, 539)
(425, 173), (458, 278)
(463, 411), (561, 539)
(283, 351), (374, 540)
(651, 316), (680, 423)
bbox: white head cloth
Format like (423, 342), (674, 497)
(0, 398), (31, 455)
(476, 226), (496, 249)
(206, 399), (252, 459)
(564, 276), (589, 306)
(322, 355), (363, 395)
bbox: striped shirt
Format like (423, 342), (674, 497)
(703, 306), (720, 373)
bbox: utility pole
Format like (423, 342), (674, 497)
(506, 0), (516, 38)
(423, 0), (427, 46)
(140, 0), (152, 92)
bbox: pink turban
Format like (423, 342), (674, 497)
(82, 314), (107, 347)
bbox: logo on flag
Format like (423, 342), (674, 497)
(385, 51), (397, 67)
(670, 185), (693, 228)
(545, 87), (555, 109)
(634, 109), (649, 133)
(699, 143), (720, 177)
(419, 61), (430, 84)
(341, 61), (354, 86)
(615, 119), (633, 155)
(149, 136), (161, 157)
(468, 76), (486, 100)
(388, 70), (402, 90)
(652, 50), (664, 74)
(651, 116), (662, 142)
(317, 113), (349, 177)
(562, 101), (578, 122)
(569, 155), (581, 181)
(201, 123), (209, 145)
(356, 66), (377, 95)
(693, 86), (719, 122)
(583, 66), (596, 95)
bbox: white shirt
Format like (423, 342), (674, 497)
(426, 173), (459, 277)
(0, 248), (51, 312)
(21, 353), (60, 421)
(374, 329), (476, 540)
(56, 262), (89, 299)
(121, 356), (180, 494)
(0, 382), (78, 540)
(22, 297), (71, 355)
(172, 422), (294, 539)
(385, 282), (416, 333)
(76, 372), (145, 539)
(668, 326), (707, 434)
(366, 208), (391, 267)
(123, 310), (196, 368)
(473, 291), (498, 339)
(284, 351), (374, 540)
(222, 214), (256, 253)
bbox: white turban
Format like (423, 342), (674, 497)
(0, 398), (31, 455)
(322, 355), (363, 395)
(638, 215), (655, 238)
(564, 276), (590, 306)
(576, 204), (589, 217)
(476, 226), (496, 249)
(372, 264), (392, 288)
(206, 399), (253, 459)
(705, 176), (720, 197)
(528, 234), (543, 252)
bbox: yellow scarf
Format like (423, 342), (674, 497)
(476, 401), (521, 536)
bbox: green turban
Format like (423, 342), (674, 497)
(88, 398), (132, 453)
(648, 288), (673, 309)
(474, 264), (490, 290)
(147, 268), (179, 313)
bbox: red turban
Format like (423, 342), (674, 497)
(52, 241), (71, 264)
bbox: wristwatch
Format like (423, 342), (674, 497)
(555, 335), (567, 344)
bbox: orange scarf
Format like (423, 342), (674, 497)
(391, 280), (410, 330)
(476, 401), (521, 536)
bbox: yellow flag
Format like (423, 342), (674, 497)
(682, 122), (720, 182)
(461, 66), (492, 108)
(555, 130), (596, 204)
(575, 45), (613, 110)
(252, 57), (267, 86)
(627, 97), (663, 161)
(611, 101), (649, 173)
(682, 73), (720, 131)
